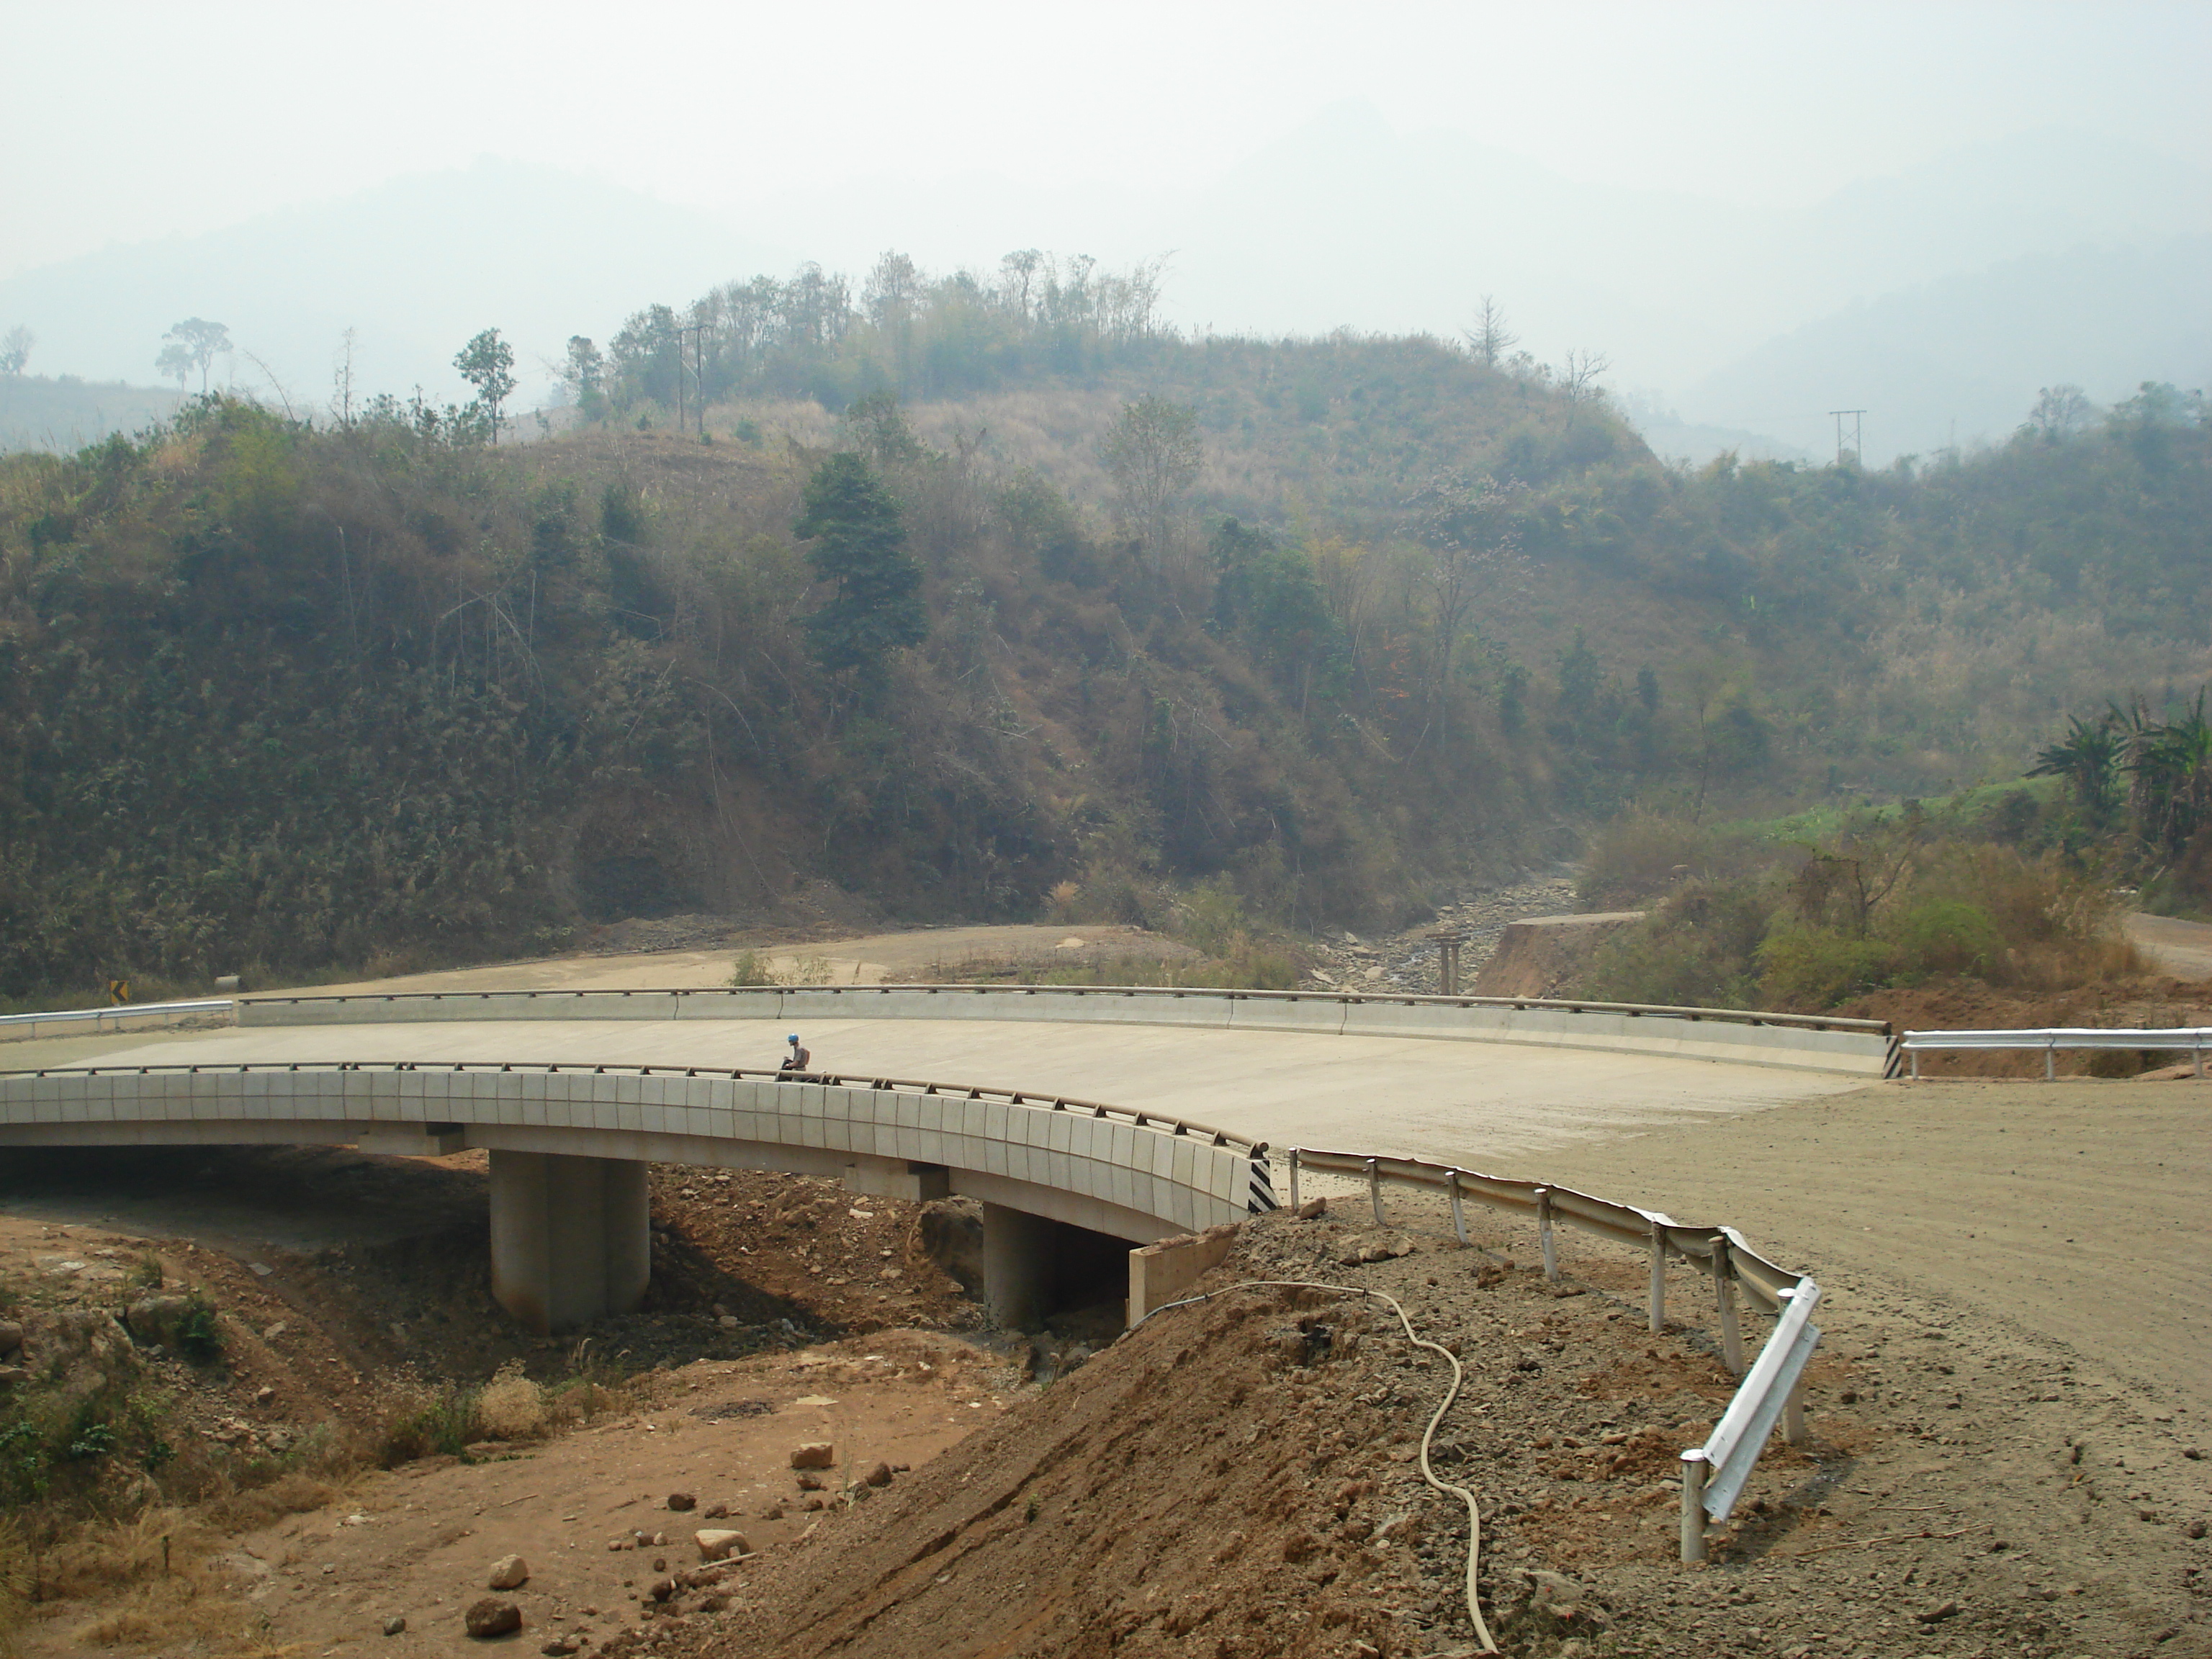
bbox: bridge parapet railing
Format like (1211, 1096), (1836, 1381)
(1901, 1025), (2210, 1079)
(1286, 1145), (1817, 1561)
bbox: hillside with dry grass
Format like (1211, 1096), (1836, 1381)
(1, 311), (2206, 1004)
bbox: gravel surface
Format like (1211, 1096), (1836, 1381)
(1301, 873), (1583, 995)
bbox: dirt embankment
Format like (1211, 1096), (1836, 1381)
(1467, 913), (1645, 999)
(631, 1205), (2208, 1659)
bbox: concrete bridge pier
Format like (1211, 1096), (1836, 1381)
(489, 1149), (650, 1334)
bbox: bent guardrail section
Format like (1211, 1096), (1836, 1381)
(1285, 1145), (1816, 1563)
(238, 984), (1893, 1075)
(1681, 1282), (1822, 1562)
(0, 1060), (1274, 1244)
(1902, 1025), (2211, 1079)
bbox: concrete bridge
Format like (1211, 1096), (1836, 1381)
(0, 986), (1887, 1331)
(0, 1059), (1267, 1331)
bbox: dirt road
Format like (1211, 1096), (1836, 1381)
(1528, 1076), (2212, 1414)
(253, 925), (1194, 997)
(2128, 912), (2212, 981)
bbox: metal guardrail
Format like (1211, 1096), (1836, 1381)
(1681, 1282), (1822, 1563)
(0, 1058), (1270, 1159)
(0, 998), (236, 1035)
(1901, 1025), (2211, 1079)
(1286, 1145), (1817, 1562)
(244, 982), (1894, 1036)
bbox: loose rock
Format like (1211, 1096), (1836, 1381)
(665, 1491), (696, 1512)
(789, 1442), (835, 1470)
(694, 1529), (750, 1563)
(382, 1616), (407, 1637)
(860, 1460), (893, 1488)
(487, 1554), (531, 1591)
(464, 1598), (523, 1639)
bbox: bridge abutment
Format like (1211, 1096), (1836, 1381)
(489, 1149), (650, 1334)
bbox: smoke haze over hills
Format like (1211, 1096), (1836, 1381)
(1, 4), (2206, 459)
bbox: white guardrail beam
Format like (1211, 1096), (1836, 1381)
(1287, 1145), (1818, 1563)
(1902, 1025), (2210, 1079)
(0, 999), (237, 1036)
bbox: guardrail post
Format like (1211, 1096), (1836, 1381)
(1446, 1172), (1467, 1245)
(1679, 1451), (1709, 1563)
(1534, 1187), (1558, 1282)
(1710, 1235), (1745, 1377)
(2045, 1038), (2056, 1082)
(1909, 1047), (1920, 1080)
(2195, 1040), (2205, 1080)
(1783, 1376), (1808, 1445)
(1287, 1149), (1301, 1211)
(1366, 1159), (1385, 1228)
(1648, 1221), (1668, 1332)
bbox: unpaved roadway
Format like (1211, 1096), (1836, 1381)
(1529, 1076), (2212, 1415)
(2128, 910), (2212, 981)
(258, 925), (1194, 998)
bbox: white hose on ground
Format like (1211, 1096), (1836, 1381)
(1132, 1280), (1501, 1655)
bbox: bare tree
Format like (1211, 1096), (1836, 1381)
(2023, 384), (2096, 443)
(1409, 472), (1527, 742)
(999, 248), (1043, 320)
(1463, 295), (1516, 369)
(863, 250), (922, 388)
(333, 327), (359, 426)
(1100, 395), (1202, 564)
(1560, 348), (1611, 426)
(0, 325), (31, 377)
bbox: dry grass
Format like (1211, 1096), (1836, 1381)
(473, 1360), (549, 1442)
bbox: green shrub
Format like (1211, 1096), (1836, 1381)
(1584, 884), (1769, 1008)
(1756, 927), (1897, 1008)
(1882, 898), (2004, 979)
(174, 1299), (223, 1364)
(376, 1384), (480, 1465)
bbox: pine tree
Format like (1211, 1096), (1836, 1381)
(793, 452), (927, 690)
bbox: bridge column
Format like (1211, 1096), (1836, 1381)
(981, 1202), (1050, 1330)
(489, 1150), (650, 1334)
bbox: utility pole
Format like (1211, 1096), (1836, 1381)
(1827, 409), (1866, 466)
(677, 321), (712, 436)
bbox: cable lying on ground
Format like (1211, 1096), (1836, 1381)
(1132, 1280), (1500, 1655)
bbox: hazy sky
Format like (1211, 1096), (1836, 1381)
(6, 0), (2208, 282)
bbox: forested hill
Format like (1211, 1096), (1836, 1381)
(0, 302), (2206, 1000)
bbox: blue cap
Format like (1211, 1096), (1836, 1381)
(787, 1033), (799, 1043)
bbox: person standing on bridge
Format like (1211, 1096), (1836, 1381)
(780, 1033), (811, 1074)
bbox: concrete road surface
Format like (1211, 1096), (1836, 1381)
(0, 1017), (1856, 1168)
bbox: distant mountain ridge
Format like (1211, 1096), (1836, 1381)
(1, 111), (2203, 458)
